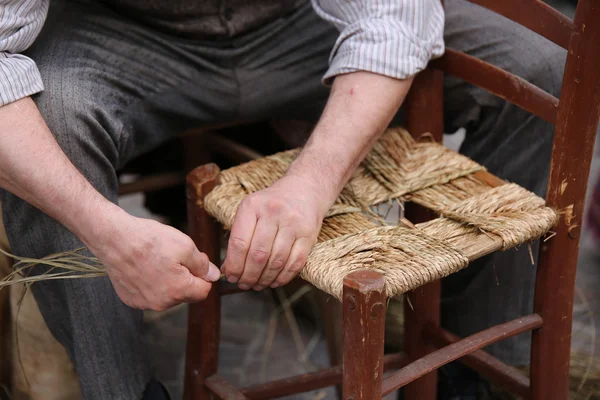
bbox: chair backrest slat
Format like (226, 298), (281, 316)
(467, 0), (574, 49)
(430, 49), (559, 124)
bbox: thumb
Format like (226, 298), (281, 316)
(187, 250), (221, 282)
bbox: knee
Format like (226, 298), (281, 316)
(513, 40), (567, 99)
(32, 63), (121, 173)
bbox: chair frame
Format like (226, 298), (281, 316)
(182, 0), (600, 399)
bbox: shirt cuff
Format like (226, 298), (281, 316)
(323, 18), (445, 85)
(0, 52), (44, 106)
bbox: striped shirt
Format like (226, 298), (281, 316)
(0, 0), (445, 106)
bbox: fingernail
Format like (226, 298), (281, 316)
(228, 276), (238, 284)
(206, 262), (221, 282)
(270, 283), (280, 289)
(238, 284), (250, 290)
(253, 285), (265, 291)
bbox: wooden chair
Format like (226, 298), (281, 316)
(182, 1), (600, 399)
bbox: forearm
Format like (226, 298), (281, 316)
(0, 97), (121, 246)
(286, 71), (413, 210)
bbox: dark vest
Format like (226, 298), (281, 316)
(99, 0), (307, 38)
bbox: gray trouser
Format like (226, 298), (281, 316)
(0, 0), (566, 398)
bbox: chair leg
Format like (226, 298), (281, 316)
(403, 281), (440, 400)
(530, 232), (576, 400)
(342, 270), (386, 400)
(183, 164), (222, 400)
(402, 200), (441, 400)
(529, 1), (600, 396)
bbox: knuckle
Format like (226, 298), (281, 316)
(267, 257), (286, 271)
(224, 265), (241, 277)
(184, 238), (197, 253)
(264, 198), (283, 214)
(239, 278), (258, 287)
(168, 288), (184, 303)
(249, 248), (270, 265)
(299, 222), (317, 236)
(287, 209), (303, 222)
(173, 275), (196, 301)
(196, 252), (209, 266)
(229, 236), (248, 255)
(239, 271), (261, 286)
(242, 195), (258, 209)
(289, 260), (306, 274)
(130, 246), (149, 264)
(274, 275), (291, 286)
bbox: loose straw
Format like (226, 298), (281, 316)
(0, 247), (105, 290)
(0, 247), (229, 290)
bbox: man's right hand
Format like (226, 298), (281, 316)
(85, 207), (221, 311)
(0, 98), (219, 312)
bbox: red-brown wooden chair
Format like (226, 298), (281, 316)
(182, 0), (600, 399)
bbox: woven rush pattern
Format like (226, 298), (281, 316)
(205, 128), (484, 226)
(422, 183), (558, 250)
(304, 226), (469, 300)
(202, 127), (558, 300)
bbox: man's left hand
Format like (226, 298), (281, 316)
(221, 174), (330, 291)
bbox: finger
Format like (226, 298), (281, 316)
(179, 273), (213, 303)
(113, 285), (140, 310)
(271, 237), (313, 288)
(222, 204), (257, 283)
(187, 250), (220, 282)
(238, 217), (278, 289)
(253, 228), (294, 290)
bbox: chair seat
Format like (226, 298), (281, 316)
(201, 128), (557, 300)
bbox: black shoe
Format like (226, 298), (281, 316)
(438, 362), (491, 400)
(142, 378), (171, 400)
(395, 362), (492, 400)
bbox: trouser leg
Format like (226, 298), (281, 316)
(441, 0), (566, 368)
(1, 1), (238, 398)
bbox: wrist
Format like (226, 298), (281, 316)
(66, 194), (130, 252)
(283, 162), (340, 217)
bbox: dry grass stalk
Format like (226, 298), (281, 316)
(0, 247), (105, 291)
(0, 248), (235, 291)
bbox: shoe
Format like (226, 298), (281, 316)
(438, 362), (492, 400)
(396, 362), (492, 400)
(142, 378), (171, 400)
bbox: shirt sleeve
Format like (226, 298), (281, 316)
(0, 0), (49, 106)
(311, 0), (445, 84)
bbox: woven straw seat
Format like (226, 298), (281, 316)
(202, 127), (557, 300)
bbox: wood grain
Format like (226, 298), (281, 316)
(342, 270), (386, 400)
(184, 164), (223, 400)
(531, 0), (600, 399)
(431, 49), (560, 124)
(382, 315), (543, 396)
(424, 325), (530, 399)
(467, 0), (574, 49)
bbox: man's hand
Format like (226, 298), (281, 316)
(86, 208), (221, 311)
(0, 98), (220, 311)
(222, 175), (330, 290)
(220, 72), (414, 291)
